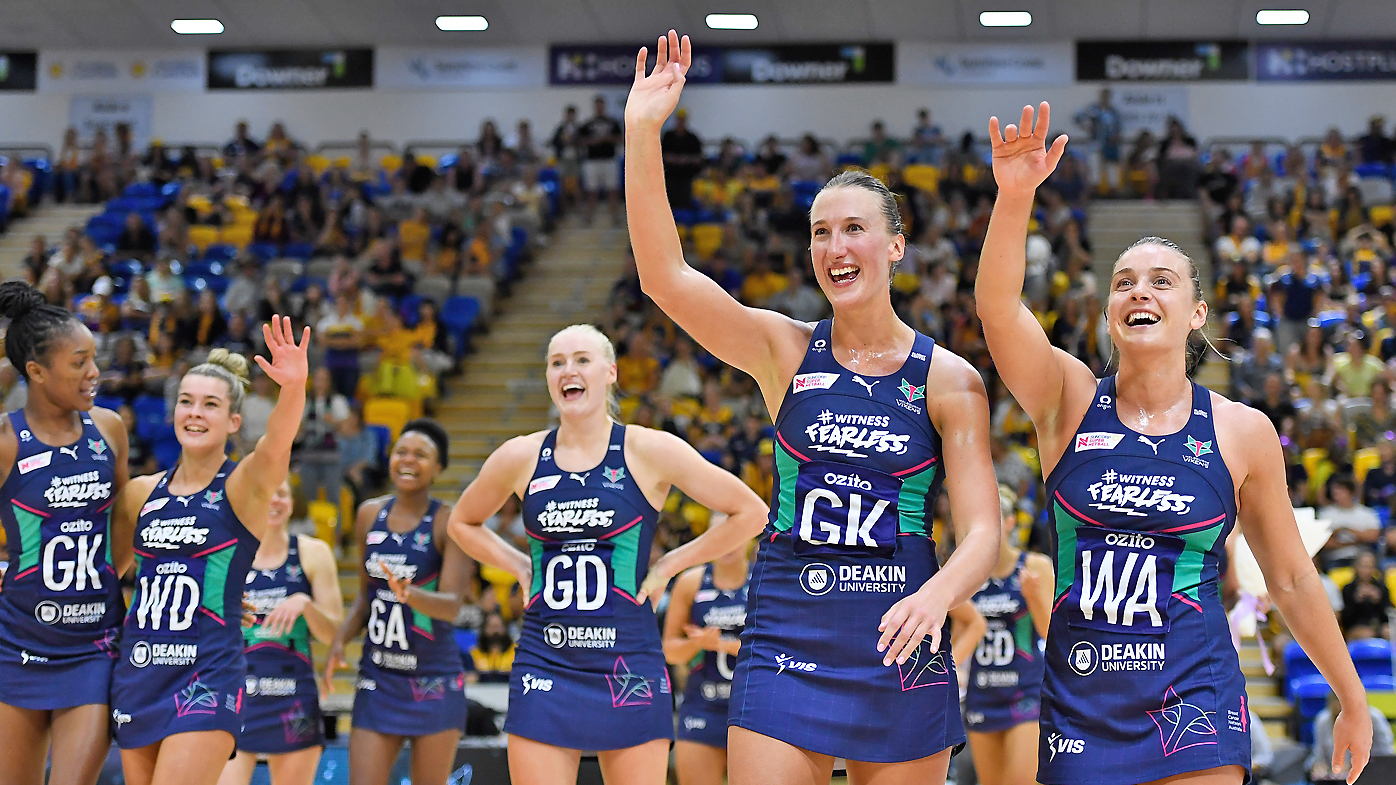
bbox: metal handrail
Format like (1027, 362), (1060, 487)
(312, 139), (398, 157)
(0, 144), (55, 161)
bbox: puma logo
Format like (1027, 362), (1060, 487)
(852, 376), (879, 397)
(570, 472), (589, 485)
(1137, 435), (1163, 455)
(58, 446), (80, 461)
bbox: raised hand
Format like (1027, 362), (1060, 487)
(626, 29), (691, 131)
(260, 592), (311, 639)
(989, 102), (1068, 197)
(255, 314), (310, 391)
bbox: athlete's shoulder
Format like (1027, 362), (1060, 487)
(1024, 550), (1053, 576)
(294, 533), (337, 574)
(1208, 391), (1276, 442)
(491, 430), (549, 465)
(925, 345), (986, 396)
(623, 422), (688, 452)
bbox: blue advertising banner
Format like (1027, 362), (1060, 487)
(1256, 40), (1396, 81)
(549, 43), (893, 86)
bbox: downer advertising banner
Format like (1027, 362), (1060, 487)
(549, 43), (893, 85)
(1077, 40), (1249, 81)
(208, 49), (373, 90)
(0, 52), (38, 91)
(1256, 41), (1396, 81)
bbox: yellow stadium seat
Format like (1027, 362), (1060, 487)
(218, 224), (253, 250)
(231, 209), (256, 227)
(333, 156), (352, 170)
(186, 194), (213, 216)
(1302, 448), (1329, 480)
(224, 194), (251, 211)
(867, 163), (890, 184)
(380, 154), (402, 172)
(415, 154), (437, 169)
(1355, 448), (1382, 485)
(691, 223), (724, 259)
(305, 154), (330, 176)
(1387, 567), (1396, 605)
(1372, 205), (1395, 227)
(363, 397), (412, 443)
(308, 499), (338, 544)
(902, 164), (940, 194)
(1330, 565), (1355, 590)
(188, 225), (219, 255)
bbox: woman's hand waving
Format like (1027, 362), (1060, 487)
(990, 102), (1069, 198)
(626, 30), (691, 132)
(254, 314), (310, 392)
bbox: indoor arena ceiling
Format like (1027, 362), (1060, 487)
(2, 0), (1396, 49)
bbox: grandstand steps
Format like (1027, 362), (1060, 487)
(0, 204), (103, 279)
(432, 220), (630, 494)
(1238, 636), (1295, 745)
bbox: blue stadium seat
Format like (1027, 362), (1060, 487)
(186, 275), (230, 295)
(1361, 673), (1396, 691)
(246, 242), (281, 263)
(202, 244), (238, 263)
(398, 294), (425, 327)
(365, 425), (392, 468)
(152, 437), (182, 470)
(1349, 639), (1394, 680)
(671, 208), (697, 226)
(1284, 640), (1320, 698)
(287, 276), (327, 295)
(440, 296), (481, 359)
(1290, 674), (1333, 745)
(93, 395), (124, 412)
(282, 242), (315, 262)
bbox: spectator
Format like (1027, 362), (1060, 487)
(658, 336), (704, 400)
(617, 331), (661, 398)
(661, 108), (704, 209)
(319, 294), (365, 398)
(484, 496), (526, 551)
(116, 212), (156, 261)
(580, 95), (622, 225)
(55, 127), (81, 203)
(145, 255), (184, 304)
(467, 612), (515, 684)
(237, 371), (277, 457)
(255, 278), (289, 325)
(1308, 692), (1394, 782)
(185, 289), (228, 350)
(1340, 551), (1392, 639)
(296, 367), (350, 507)
(98, 335), (146, 402)
(1358, 115), (1394, 166)
(337, 405), (382, 509)
(1156, 117), (1200, 199)
(364, 241), (411, 301)
(21, 235), (47, 283)
(909, 108), (944, 165)
(253, 194), (290, 245)
(218, 312), (255, 357)
(862, 120), (900, 166)
(1232, 328), (1283, 402)
(1075, 88), (1123, 196)
(1213, 215), (1261, 278)
(223, 120), (261, 159)
(119, 405), (157, 476)
(549, 105), (582, 205)
(77, 277), (121, 334)
(754, 135), (787, 176)
(1319, 474), (1382, 569)
(222, 258), (261, 317)
(788, 135), (831, 182)
(1332, 331), (1383, 398)
(767, 263), (829, 323)
(1250, 373), (1296, 435)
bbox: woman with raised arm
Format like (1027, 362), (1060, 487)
(110, 319), (309, 785)
(322, 419), (471, 785)
(217, 478), (344, 785)
(448, 324), (768, 785)
(975, 103), (1372, 785)
(0, 280), (131, 785)
(625, 30), (1001, 785)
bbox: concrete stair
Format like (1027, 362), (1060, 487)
(0, 203), (103, 279)
(1239, 637), (1296, 744)
(1087, 200), (1229, 392)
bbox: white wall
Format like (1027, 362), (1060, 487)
(3, 80), (1396, 152)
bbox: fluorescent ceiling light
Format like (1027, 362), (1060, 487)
(707, 13), (758, 30)
(1256, 9), (1309, 25)
(436, 15), (488, 31)
(980, 11), (1032, 27)
(170, 19), (223, 35)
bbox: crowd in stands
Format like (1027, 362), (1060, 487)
(7, 95), (1396, 758)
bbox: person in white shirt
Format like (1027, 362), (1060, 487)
(1319, 474), (1383, 568)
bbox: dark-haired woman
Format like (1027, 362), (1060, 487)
(976, 102), (1371, 785)
(323, 418), (472, 785)
(624, 32), (1001, 785)
(110, 322), (309, 785)
(0, 280), (131, 785)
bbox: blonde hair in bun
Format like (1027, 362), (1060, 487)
(186, 348), (252, 413)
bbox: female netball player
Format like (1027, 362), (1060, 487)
(626, 31), (1001, 785)
(0, 280), (130, 785)
(110, 320), (309, 785)
(963, 487), (1052, 785)
(447, 324), (768, 785)
(218, 478), (343, 785)
(976, 103), (1371, 785)
(664, 520), (751, 785)
(323, 419), (471, 785)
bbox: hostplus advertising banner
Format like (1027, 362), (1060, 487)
(1076, 40), (1249, 81)
(376, 46), (547, 88)
(0, 52), (38, 91)
(40, 50), (203, 93)
(1256, 40), (1396, 81)
(207, 49), (374, 90)
(898, 42), (1073, 85)
(549, 42), (893, 85)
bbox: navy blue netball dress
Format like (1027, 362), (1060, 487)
(1039, 377), (1248, 784)
(240, 535), (324, 753)
(508, 423), (673, 750)
(729, 319), (962, 763)
(0, 410), (121, 709)
(111, 461), (259, 748)
(964, 551), (1044, 733)
(676, 563), (748, 748)
(352, 498), (467, 736)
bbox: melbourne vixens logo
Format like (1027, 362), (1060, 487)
(897, 641), (949, 691)
(202, 490), (224, 510)
(87, 439), (108, 461)
(601, 466), (625, 489)
(173, 673), (219, 717)
(895, 379), (925, 414)
(607, 655), (653, 707)
(1148, 686), (1218, 756)
(1182, 436), (1213, 468)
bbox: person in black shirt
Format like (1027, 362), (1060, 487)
(116, 211), (157, 261)
(1340, 551), (1391, 640)
(223, 120), (262, 160)
(1249, 373), (1297, 436)
(661, 109), (704, 209)
(1358, 116), (1394, 166)
(754, 135), (786, 177)
(401, 152), (436, 194)
(1362, 436), (1396, 513)
(580, 95), (623, 225)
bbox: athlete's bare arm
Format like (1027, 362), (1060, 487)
(877, 351), (1001, 666)
(446, 433), (543, 586)
(91, 407), (132, 573)
(110, 474), (162, 576)
(631, 428), (768, 603)
(1022, 552), (1055, 640)
(323, 498), (383, 692)
(1223, 401), (1371, 783)
(661, 567), (707, 665)
(295, 535), (344, 644)
(947, 603), (987, 670)
(624, 30), (808, 401)
(976, 103), (1095, 471)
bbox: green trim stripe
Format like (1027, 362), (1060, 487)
(611, 528), (640, 595)
(772, 442), (801, 534)
(202, 545), (236, 618)
(529, 540), (544, 600)
(1052, 502), (1078, 600)
(1175, 525), (1225, 600)
(14, 504), (42, 573)
(1014, 614), (1034, 654)
(412, 577), (439, 631)
(897, 466), (937, 536)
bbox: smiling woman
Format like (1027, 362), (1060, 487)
(622, 29), (1001, 785)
